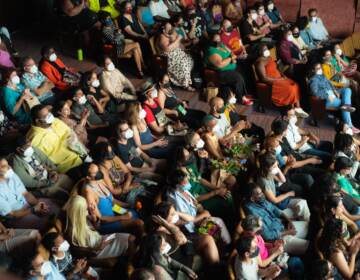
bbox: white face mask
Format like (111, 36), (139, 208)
(49, 53), (57, 62)
(40, 261), (52, 276)
(30, 65), (38, 74)
(170, 213), (179, 224)
(336, 49), (343, 56)
(45, 113), (55, 125)
(289, 116), (297, 125)
(23, 147), (34, 158)
(78, 95), (87, 105)
(4, 168), (14, 179)
(287, 34), (294, 41)
(11, 75), (20, 85)
(106, 63), (115, 71)
(196, 139), (205, 150)
(268, 3), (274, 10)
(58, 240), (70, 252)
(345, 127), (353, 136)
(311, 16), (317, 22)
(0, 111), (5, 123)
(161, 242), (172, 255)
(150, 89), (158, 99)
(139, 109), (147, 119)
(271, 166), (279, 175)
(124, 129), (134, 139)
(275, 145), (282, 155)
(91, 79), (100, 88)
(263, 49), (271, 57)
(251, 13), (258, 21)
(229, 97), (237, 104)
(316, 69), (323, 75)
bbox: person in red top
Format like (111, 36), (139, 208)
(39, 46), (80, 92)
(220, 19), (247, 59)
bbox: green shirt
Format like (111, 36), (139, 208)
(205, 44), (237, 72)
(330, 56), (350, 73)
(337, 174), (360, 201)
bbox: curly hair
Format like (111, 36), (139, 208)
(318, 218), (345, 259)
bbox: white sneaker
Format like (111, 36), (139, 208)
(84, 155), (93, 163)
(294, 107), (309, 118)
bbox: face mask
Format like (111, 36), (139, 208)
(287, 34), (294, 41)
(94, 171), (104, 181)
(182, 182), (192, 191)
(289, 116), (297, 125)
(271, 167), (279, 175)
(0, 111), (4, 123)
(161, 242), (172, 255)
(336, 49), (343, 56)
(106, 150), (115, 160)
(249, 247), (260, 258)
(225, 26), (233, 33)
(217, 106), (225, 114)
(58, 240), (70, 252)
(196, 139), (205, 150)
(293, 32), (300, 38)
(151, 89), (158, 99)
(345, 127), (353, 136)
(11, 75), (20, 85)
(139, 109), (147, 119)
(267, 3), (274, 10)
(229, 97), (237, 104)
(316, 69), (323, 75)
(311, 17), (317, 22)
(263, 49), (270, 57)
(23, 147), (34, 158)
(275, 145), (282, 155)
(30, 65), (38, 74)
(124, 129), (134, 139)
(171, 213), (179, 224)
(104, 18), (112, 26)
(78, 95), (87, 105)
(106, 63), (115, 71)
(40, 261), (52, 276)
(45, 113), (55, 125)
(91, 79), (100, 88)
(4, 168), (14, 179)
(49, 53), (57, 62)
(258, 9), (265, 16)
(251, 13), (258, 21)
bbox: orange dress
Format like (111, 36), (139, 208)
(264, 58), (300, 107)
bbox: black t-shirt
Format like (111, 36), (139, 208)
(115, 138), (144, 168)
(120, 14), (145, 37)
(342, 193), (358, 214)
(240, 19), (259, 45)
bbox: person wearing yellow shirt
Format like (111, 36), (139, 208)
(26, 105), (85, 174)
(322, 49), (350, 89)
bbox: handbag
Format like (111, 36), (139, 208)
(203, 87), (218, 102)
(23, 95), (40, 112)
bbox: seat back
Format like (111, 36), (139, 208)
(352, 32), (360, 50)
(270, 47), (277, 61)
(252, 64), (272, 109)
(227, 250), (238, 280)
(341, 36), (355, 58)
(310, 95), (327, 122)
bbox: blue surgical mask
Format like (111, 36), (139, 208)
(182, 182), (192, 191)
(275, 145), (282, 155)
(105, 18), (112, 26)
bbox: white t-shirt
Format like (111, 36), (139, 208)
(213, 113), (231, 138)
(234, 256), (261, 280)
(149, 0), (170, 19)
(286, 122), (311, 153)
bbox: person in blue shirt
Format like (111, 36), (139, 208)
(243, 183), (309, 255)
(309, 63), (359, 134)
(265, 0), (285, 25)
(307, 8), (329, 43)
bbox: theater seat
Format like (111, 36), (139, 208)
(309, 96), (339, 126)
(252, 65), (273, 113)
(103, 44), (132, 68)
(203, 68), (220, 86)
(149, 36), (167, 74)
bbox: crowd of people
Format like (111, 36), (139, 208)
(1, 0), (360, 279)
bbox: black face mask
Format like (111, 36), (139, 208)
(249, 247), (260, 258)
(225, 26), (233, 33)
(92, 171), (104, 181)
(105, 150), (115, 160)
(293, 33), (300, 38)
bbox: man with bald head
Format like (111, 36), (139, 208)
(206, 96), (246, 145)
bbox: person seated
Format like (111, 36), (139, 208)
(183, 7), (207, 45)
(171, 15), (194, 47)
(114, 120), (166, 182)
(201, 115), (226, 160)
(136, 0), (157, 35)
(0, 109), (23, 155)
(157, 22), (195, 91)
(307, 8), (331, 44)
(140, 80), (186, 136)
(309, 63), (358, 133)
(65, 195), (136, 260)
(284, 107), (332, 165)
(125, 101), (175, 159)
(255, 2), (281, 37)
(157, 73), (206, 130)
(243, 183), (309, 255)
(205, 34), (251, 105)
(149, 0), (171, 21)
(290, 25), (309, 56)
(81, 163), (144, 238)
(312, 259), (343, 280)
(0, 26), (17, 57)
(0, 158), (59, 231)
(24, 247), (66, 280)
(222, 0), (243, 26)
(134, 233), (197, 279)
(0, 37), (14, 69)
(318, 218), (360, 279)
(296, 16), (321, 52)
(238, 215), (305, 279)
(99, 12), (145, 77)
(101, 56), (137, 104)
(255, 44), (308, 116)
(26, 105), (85, 174)
(42, 232), (99, 280)
(90, 142), (146, 207)
(234, 234), (282, 279)
(196, 0), (214, 34)
(21, 56), (56, 106)
(264, 0), (285, 26)
(9, 137), (73, 202)
(219, 19), (247, 59)
(39, 46), (80, 92)
(1, 68), (32, 125)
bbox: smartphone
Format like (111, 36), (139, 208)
(112, 204), (128, 215)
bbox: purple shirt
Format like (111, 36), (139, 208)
(0, 49), (14, 68)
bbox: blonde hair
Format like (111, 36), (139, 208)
(65, 195), (101, 248)
(126, 101), (141, 126)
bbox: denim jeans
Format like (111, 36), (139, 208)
(303, 141), (333, 166)
(326, 87), (353, 127)
(287, 256), (305, 280)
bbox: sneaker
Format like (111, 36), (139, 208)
(242, 96), (254, 106)
(340, 105), (356, 113)
(294, 107), (309, 118)
(352, 127), (360, 134)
